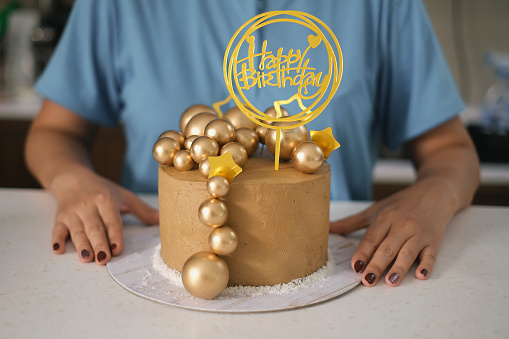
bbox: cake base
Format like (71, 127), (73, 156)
(107, 226), (361, 313)
(158, 150), (331, 286)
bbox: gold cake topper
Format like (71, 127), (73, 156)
(220, 10), (343, 169)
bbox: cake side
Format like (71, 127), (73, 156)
(159, 151), (331, 286)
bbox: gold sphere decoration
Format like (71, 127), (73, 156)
(198, 198), (228, 228)
(207, 176), (230, 198)
(234, 127), (259, 156)
(223, 106), (259, 130)
(199, 158), (211, 178)
(184, 112), (218, 138)
(263, 106), (290, 124)
(153, 137), (180, 165)
(291, 141), (325, 174)
(180, 104), (216, 133)
(204, 119), (235, 146)
(256, 125), (269, 145)
(209, 226), (238, 256)
(173, 150), (195, 171)
(181, 251), (229, 300)
(266, 121), (309, 160)
(158, 130), (185, 148)
(220, 142), (248, 167)
(184, 135), (199, 150)
(190, 136), (219, 163)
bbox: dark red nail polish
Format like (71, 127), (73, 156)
(53, 243), (60, 251)
(81, 249), (90, 259)
(421, 269), (428, 277)
(354, 260), (364, 273)
(388, 272), (400, 285)
(110, 243), (117, 252)
(97, 251), (106, 262)
(365, 272), (376, 285)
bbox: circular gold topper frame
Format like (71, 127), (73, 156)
(223, 11), (343, 169)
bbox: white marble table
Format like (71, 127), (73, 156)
(1, 188), (508, 338)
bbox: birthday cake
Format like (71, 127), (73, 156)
(158, 147), (331, 287)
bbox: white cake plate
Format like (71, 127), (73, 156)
(107, 229), (361, 313)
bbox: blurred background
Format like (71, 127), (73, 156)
(0, 0), (507, 205)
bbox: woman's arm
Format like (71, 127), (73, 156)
(330, 117), (480, 286)
(25, 99), (159, 265)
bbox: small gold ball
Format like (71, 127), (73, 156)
(207, 176), (230, 198)
(173, 150), (195, 171)
(180, 104), (216, 133)
(220, 142), (248, 167)
(204, 119), (235, 146)
(190, 136), (219, 163)
(256, 125), (269, 144)
(223, 106), (259, 130)
(198, 198), (228, 228)
(209, 226), (238, 256)
(263, 106), (290, 124)
(291, 141), (325, 174)
(181, 251), (229, 300)
(153, 137), (180, 165)
(199, 158), (211, 178)
(266, 121), (309, 160)
(234, 127), (259, 156)
(158, 130), (185, 148)
(184, 112), (218, 138)
(184, 135), (199, 150)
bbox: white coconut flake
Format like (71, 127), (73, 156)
(151, 243), (334, 297)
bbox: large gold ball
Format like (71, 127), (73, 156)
(181, 251), (229, 300)
(256, 125), (269, 145)
(190, 136), (219, 163)
(199, 158), (211, 178)
(207, 176), (230, 198)
(220, 142), (248, 167)
(198, 198), (228, 228)
(291, 141), (325, 174)
(153, 137), (180, 165)
(204, 119), (235, 146)
(158, 130), (185, 148)
(173, 150), (195, 171)
(266, 121), (309, 160)
(208, 226), (238, 256)
(223, 106), (259, 130)
(234, 127), (259, 156)
(263, 106), (290, 124)
(180, 104), (216, 133)
(184, 135), (199, 150)
(184, 112), (218, 138)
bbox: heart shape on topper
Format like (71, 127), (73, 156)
(307, 34), (322, 48)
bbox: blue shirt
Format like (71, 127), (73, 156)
(35, 0), (465, 200)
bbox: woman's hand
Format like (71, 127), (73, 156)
(330, 178), (453, 286)
(330, 117), (479, 287)
(51, 165), (159, 265)
(25, 100), (159, 265)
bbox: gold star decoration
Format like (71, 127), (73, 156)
(208, 152), (243, 183)
(310, 127), (341, 159)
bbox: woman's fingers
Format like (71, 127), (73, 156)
(62, 213), (94, 263)
(96, 194), (124, 256)
(78, 204), (112, 265)
(416, 246), (437, 280)
(384, 238), (421, 286)
(52, 221), (69, 254)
